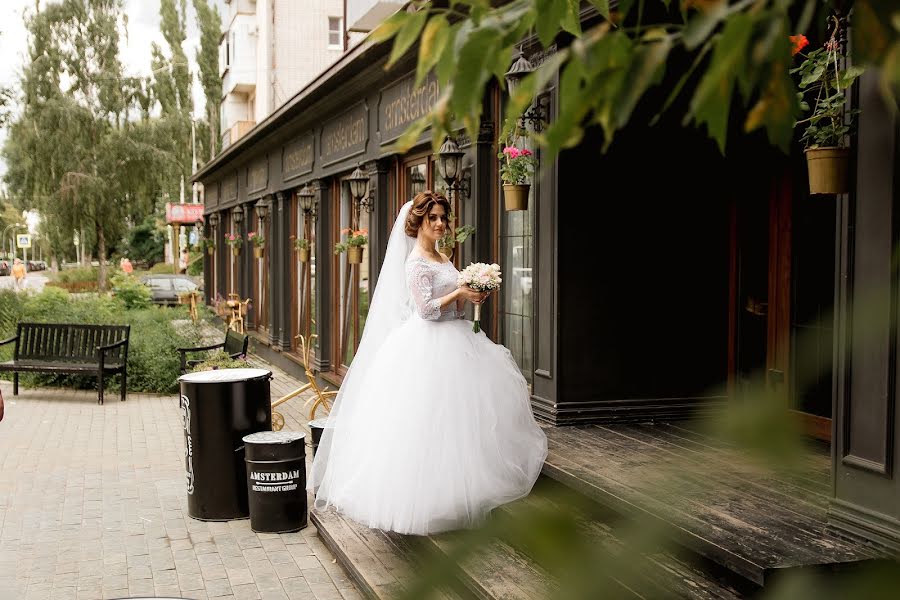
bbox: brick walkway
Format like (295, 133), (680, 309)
(0, 353), (359, 600)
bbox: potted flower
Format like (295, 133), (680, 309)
(334, 228), (367, 265)
(498, 145), (537, 211)
(294, 238), (311, 263)
(225, 233), (242, 256)
(247, 231), (265, 258)
(791, 23), (864, 195)
(200, 238), (215, 255)
(438, 223), (475, 259)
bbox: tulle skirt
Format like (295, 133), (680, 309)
(312, 316), (548, 535)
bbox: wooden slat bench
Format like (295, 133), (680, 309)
(0, 322), (130, 405)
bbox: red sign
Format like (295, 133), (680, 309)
(166, 203), (205, 224)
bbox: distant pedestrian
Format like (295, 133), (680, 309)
(11, 258), (26, 291)
(120, 257), (133, 274)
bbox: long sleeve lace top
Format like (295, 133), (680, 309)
(406, 256), (462, 321)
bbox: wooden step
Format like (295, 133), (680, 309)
(493, 478), (751, 599)
(310, 508), (421, 599)
(541, 423), (882, 586)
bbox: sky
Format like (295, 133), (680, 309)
(0, 0), (223, 181)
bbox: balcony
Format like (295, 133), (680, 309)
(221, 120), (256, 150)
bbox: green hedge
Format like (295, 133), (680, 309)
(0, 287), (204, 394)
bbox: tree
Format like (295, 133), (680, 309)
(153, 0), (193, 202)
(2, 0), (176, 290)
(193, 0), (223, 161)
(375, 0), (899, 157)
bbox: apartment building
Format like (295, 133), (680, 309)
(219, 0), (346, 150)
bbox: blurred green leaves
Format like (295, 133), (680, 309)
(375, 0), (899, 158)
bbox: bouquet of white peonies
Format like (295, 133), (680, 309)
(457, 262), (502, 333)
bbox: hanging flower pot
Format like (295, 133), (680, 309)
(298, 248), (310, 263)
(253, 247), (264, 259)
(805, 147), (850, 195)
(206, 246), (214, 256)
(347, 245), (363, 265)
(503, 184), (530, 211)
(232, 246), (240, 257)
(439, 244), (454, 259)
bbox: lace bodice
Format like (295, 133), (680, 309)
(406, 256), (461, 321)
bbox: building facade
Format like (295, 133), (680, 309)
(219, 0), (345, 149)
(194, 5), (900, 552)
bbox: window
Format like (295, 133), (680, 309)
(328, 17), (342, 49)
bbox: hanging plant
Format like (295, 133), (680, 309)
(498, 121), (537, 211)
(248, 231), (265, 258)
(438, 222), (475, 259)
(792, 20), (865, 195)
(334, 228), (367, 265)
(225, 233), (242, 256)
(294, 238), (311, 262)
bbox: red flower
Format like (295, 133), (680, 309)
(790, 34), (809, 56)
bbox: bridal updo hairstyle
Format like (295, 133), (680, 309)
(405, 190), (452, 238)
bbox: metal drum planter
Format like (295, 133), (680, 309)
(178, 368), (273, 521)
(309, 418), (328, 456)
(243, 431), (308, 533)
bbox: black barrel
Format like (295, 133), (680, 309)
(243, 430), (307, 533)
(178, 368), (272, 521)
(309, 418), (328, 456)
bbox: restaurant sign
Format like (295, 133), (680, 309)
(283, 134), (315, 181)
(320, 103), (368, 166)
(379, 72), (440, 145)
(166, 203), (205, 224)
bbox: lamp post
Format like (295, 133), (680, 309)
(410, 167), (426, 197)
(2, 223), (22, 259)
(348, 165), (372, 214)
(504, 48), (549, 131)
(436, 136), (469, 203)
(298, 184), (317, 220)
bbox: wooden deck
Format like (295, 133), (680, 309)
(542, 423), (882, 586)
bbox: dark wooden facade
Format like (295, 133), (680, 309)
(193, 19), (900, 553)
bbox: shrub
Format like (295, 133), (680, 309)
(110, 273), (153, 310)
(187, 251), (203, 276)
(55, 266), (100, 284)
(149, 262), (176, 274)
(190, 351), (248, 372)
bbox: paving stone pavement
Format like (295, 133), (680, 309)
(0, 356), (360, 600)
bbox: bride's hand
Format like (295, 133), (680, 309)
(458, 285), (489, 304)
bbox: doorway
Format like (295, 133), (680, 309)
(731, 168), (835, 442)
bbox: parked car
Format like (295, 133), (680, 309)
(0, 260), (9, 277)
(139, 274), (202, 305)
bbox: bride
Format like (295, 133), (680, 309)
(309, 191), (547, 535)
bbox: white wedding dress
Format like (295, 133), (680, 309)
(309, 202), (547, 536)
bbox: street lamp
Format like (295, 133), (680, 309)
(2, 222), (22, 259)
(231, 205), (244, 226)
(436, 136), (470, 200)
(504, 48), (549, 131)
(298, 184), (317, 219)
(348, 165), (372, 212)
(255, 197), (270, 222)
(410, 167), (426, 196)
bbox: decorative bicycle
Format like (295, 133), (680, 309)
(270, 334), (338, 431)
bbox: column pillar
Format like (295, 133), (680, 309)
(276, 191), (293, 351)
(364, 159), (391, 292)
(312, 179), (333, 373)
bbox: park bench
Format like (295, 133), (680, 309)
(0, 322), (130, 405)
(176, 329), (249, 373)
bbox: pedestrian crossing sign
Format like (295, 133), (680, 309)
(16, 234), (31, 249)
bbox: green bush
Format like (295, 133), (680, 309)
(55, 266), (99, 284)
(149, 262), (177, 274)
(0, 288), (203, 394)
(187, 251), (204, 276)
(110, 273), (153, 310)
(190, 351), (248, 372)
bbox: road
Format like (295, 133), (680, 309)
(0, 273), (49, 292)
